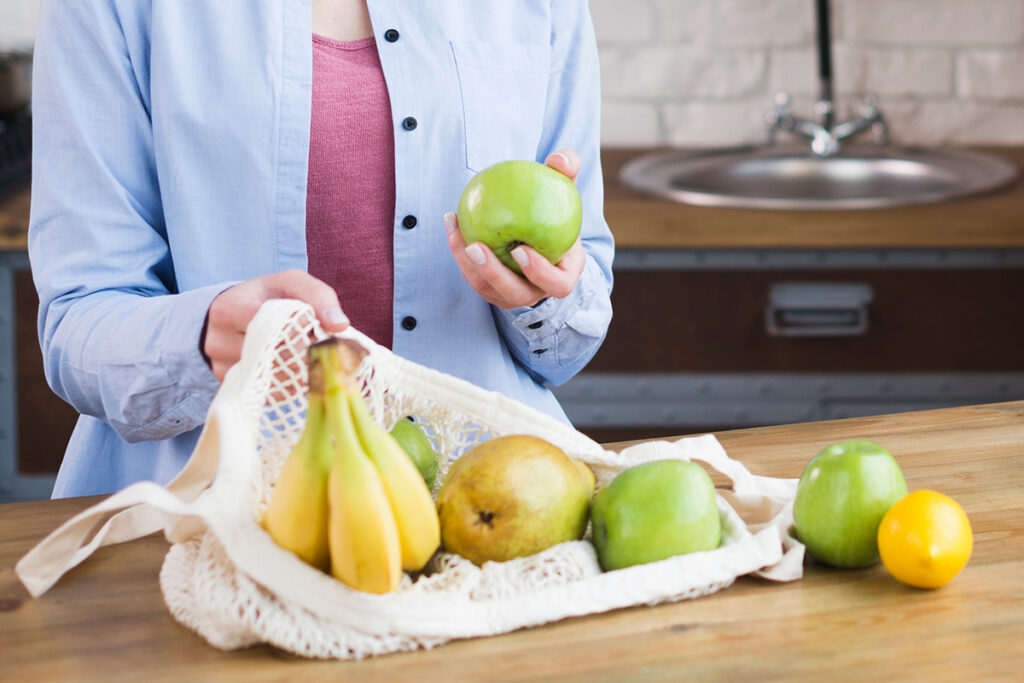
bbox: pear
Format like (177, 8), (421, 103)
(436, 435), (592, 566)
(573, 458), (596, 495)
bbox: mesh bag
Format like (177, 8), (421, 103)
(17, 300), (804, 659)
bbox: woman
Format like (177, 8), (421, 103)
(28, 0), (614, 497)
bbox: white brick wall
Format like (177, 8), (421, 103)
(4, 0), (1022, 146)
(846, 0), (1024, 46)
(957, 49), (1024, 100)
(0, 0), (39, 51)
(596, 0), (1024, 146)
(713, 0), (814, 48)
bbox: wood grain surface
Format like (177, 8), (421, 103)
(1, 401), (1022, 681)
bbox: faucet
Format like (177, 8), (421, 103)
(764, 0), (888, 157)
(766, 92), (888, 157)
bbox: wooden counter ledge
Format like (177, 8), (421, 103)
(0, 185), (30, 251)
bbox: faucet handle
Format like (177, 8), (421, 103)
(764, 92), (792, 144)
(856, 94), (888, 145)
(871, 118), (889, 146)
(859, 94), (879, 117)
(772, 91), (792, 113)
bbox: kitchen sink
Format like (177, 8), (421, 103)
(619, 145), (1019, 211)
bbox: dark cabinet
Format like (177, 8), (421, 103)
(15, 269), (78, 474)
(593, 268), (1024, 373)
(556, 251), (1024, 444)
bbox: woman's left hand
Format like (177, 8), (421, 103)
(446, 149), (587, 310)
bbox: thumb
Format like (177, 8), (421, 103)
(545, 149), (581, 183)
(264, 270), (349, 333)
(318, 303), (350, 332)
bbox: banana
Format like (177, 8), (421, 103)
(316, 341), (403, 594)
(347, 389), (441, 571)
(260, 391), (333, 572)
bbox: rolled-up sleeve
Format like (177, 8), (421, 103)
(29, 0), (226, 442)
(493, 0), (614, 386)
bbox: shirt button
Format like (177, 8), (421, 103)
(402, 316), (417, 331)
(402, 215), (417, 229)
(384, 28), (400, 42)
(528, 321), (543, 329)
(402, 116), (418, 131)
(533, 348), (547, 355)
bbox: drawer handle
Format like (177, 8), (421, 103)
(765, 282), (874, 337)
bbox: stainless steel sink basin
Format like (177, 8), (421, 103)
(619, 145), (1019, 210)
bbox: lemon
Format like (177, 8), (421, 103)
(877, 490), (973, 589)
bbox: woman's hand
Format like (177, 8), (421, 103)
(446, 149), (587, 309)
(203, 270), (349, 380)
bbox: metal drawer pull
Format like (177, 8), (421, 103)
(765, 282), (874, 337)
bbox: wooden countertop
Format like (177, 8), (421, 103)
(0, 185), (30, 251)
(3, 147), (1023, 252)
(603, 147), (1024, 249)
(2, 401), (1022, 681)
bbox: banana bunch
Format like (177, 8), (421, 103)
(260, 338), (440, 594)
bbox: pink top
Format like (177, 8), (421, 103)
(306, 34), (395, 348)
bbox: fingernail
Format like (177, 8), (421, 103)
(465, 243), (486, 265)
(553, 151), (571, 169)
(326, 307), (348, 326)
(443, 212), (457, 234)
(511, 247), (529, 269)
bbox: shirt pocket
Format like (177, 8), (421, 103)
(451, 40), (551, 173)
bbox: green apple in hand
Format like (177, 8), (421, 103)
(591, 460), (722, 572)
(457, 160), (582, 274)
(793, 440), (908, 568)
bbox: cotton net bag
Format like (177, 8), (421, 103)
(17, 299), (804, 659)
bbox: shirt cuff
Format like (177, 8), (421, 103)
(156, 282), (237, 420)
(494, 254), (605, 359)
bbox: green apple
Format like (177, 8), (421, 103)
(457, 160), (582, 274)
(793, 440), (908, 568)
(591, 460), (721, 572)
(389, 418), (439, 489)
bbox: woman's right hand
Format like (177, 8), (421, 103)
(203, 270), (349, 381)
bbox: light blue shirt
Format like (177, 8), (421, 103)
(29, 0), (614, 498)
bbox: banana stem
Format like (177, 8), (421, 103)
(326, 385), (361, 456)
(308, 338), (367, 396)
(311, 339), (369, 454)
(305, 393), (332, 472)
